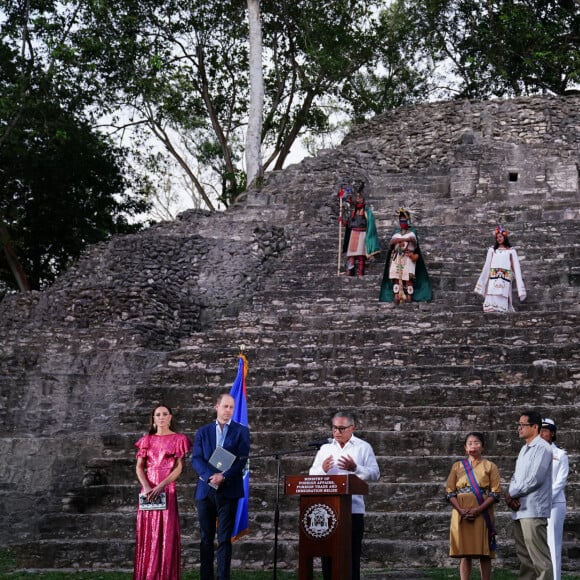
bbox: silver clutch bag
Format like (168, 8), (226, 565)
(139, 492), (167, 511)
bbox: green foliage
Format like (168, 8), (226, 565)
(67, 0), (249, 207)
(341, 0), (436, 120)
(0, 3), (152, 292)
(425, 567), (580, 579)
(399, 0), (580, 98)
(0, 548), (16, 575)
(259, 0), (382, 164)
(0, 63), (151, 291)
(39, 0), (388, 193)
(0, 100), (151, 290)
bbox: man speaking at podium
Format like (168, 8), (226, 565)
(309, 411), (380, 580)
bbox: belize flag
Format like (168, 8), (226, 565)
(229, 352), (250, 540)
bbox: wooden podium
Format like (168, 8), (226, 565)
(285, 474), (369, 580)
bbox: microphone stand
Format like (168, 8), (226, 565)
(251, 444), (323, 580)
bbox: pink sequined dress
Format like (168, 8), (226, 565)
(133, 433), (192, 580)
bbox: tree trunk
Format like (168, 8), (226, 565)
(0, 222), (31, 292)
(246, 0), (264, 188)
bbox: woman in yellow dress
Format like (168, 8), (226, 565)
(445, 432), (501, 580)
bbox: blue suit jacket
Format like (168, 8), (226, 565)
(192, 420), (250, 500)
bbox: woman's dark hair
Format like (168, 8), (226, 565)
(464, 432), (485, 447)
(148, 405), (176, 434)
(494, 234), (512, 249)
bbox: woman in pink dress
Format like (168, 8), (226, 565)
(134, 405), (192, 580)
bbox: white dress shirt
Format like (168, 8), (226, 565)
(550, 443), (569, 504)
(309, 434), (380, 514)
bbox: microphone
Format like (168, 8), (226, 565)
(307, 438), (333, 448)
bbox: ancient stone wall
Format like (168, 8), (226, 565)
(343, 96), (580, 171)
(0, 209), (287, 348)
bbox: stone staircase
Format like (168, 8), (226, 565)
(2, 95), (580, 575)
(18, 199), (580, 574)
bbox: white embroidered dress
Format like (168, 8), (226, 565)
(474, 247), (526, 313)
(388, 231), (417, 281)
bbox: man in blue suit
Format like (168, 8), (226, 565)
(192, 393), (250, 580)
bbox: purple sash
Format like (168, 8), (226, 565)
(462, 459), (497, 550)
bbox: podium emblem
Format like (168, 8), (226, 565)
(302, 503), (338, 539)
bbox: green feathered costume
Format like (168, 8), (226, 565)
(342, 206), (381, 258)
(365, 207), (381, 258)
(379, 225), (433, 302)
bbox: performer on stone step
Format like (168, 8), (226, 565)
(474, 226), (526, 313)
(379, 207), (432, 303)
(445, 432), (501, 580)
(134, 405), (192, 580)
(309, 410), (380, 580)
(192, 393), (250, 580)
(341, 187), (380, 277)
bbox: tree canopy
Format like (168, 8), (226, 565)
(0, 87), (150, 291)
(5, 1), (577, 213)
(0, 11), (151, 293)
(391, 0), (580, 99)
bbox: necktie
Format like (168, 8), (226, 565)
(218, 424), (228, 447)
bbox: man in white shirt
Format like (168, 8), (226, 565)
(309, 410), (380, 580)
(505, 409), (553, 580)
(540, 418), (569, 580)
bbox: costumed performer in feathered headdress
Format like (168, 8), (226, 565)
(379, 207), (432, 304)
(342, 187), (381, 276)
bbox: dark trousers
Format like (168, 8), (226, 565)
(196, 490), (239, 580)
(322, 514), (364, 580)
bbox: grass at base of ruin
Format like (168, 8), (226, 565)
(2, 552), (579, 580)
